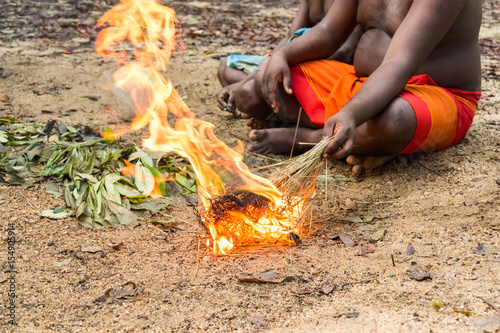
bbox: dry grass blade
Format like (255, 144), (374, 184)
(271, 137), (333, 197)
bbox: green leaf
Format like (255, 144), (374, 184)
(44, 182), (62, 197)
(103, 176), (122, 204)
(64, 186), (76, 209)
(54, 258), (72, 267)
(175, 173), (190, 189)
(130, 197), (174, 214)
(104, 198), (138, 226)
(141, 166), (155, 196)
(40, 209), (71, 220)
(148, 218), (176, 228)
(75, 171), (99, 184)
(114, 183), (143, 198)
(0, 130), (8, 143)
(103, 127), (114, 144)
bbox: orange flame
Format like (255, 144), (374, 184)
(119, 159), (136, 178)
(96, 0), (310, 255)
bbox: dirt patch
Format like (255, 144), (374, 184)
(0, 1), (499, 332)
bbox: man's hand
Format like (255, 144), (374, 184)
(322, 111), (357, 159)
(261, 53), (293, 113)
(217, 87), (237, 116)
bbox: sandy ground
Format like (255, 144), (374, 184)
(0, 1), (499, 332)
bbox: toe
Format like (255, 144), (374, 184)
(352, 164), (364, 176)
(248, 143), (265, 153)
(346, 155), (364, 166)
(248, 129), (266, 142)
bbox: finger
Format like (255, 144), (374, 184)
(323, 124), (334, 138)
(227, 92), (237, 115)
(282, 67), (293, 95)
(323, 133), (347, 157)
(323, 137), (354, 159)
(266, 77), (279, 113)
(217, 89), (228, 110)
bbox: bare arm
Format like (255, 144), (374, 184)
(324, 0), (467, 158)
(263, 0), (358, 109)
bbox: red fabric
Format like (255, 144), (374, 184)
(289, 60), (481, 154)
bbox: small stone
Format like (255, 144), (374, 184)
(407, 262), (432, 281)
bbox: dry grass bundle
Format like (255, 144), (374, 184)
(270, 136), (333, 198)
(271, 138), (332, 197)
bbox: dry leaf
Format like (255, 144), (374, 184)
(470, 314), (500, 332)
(105, 281), (142, 300)
(291, 287), (314, 295)
(407, 262), (432, 281)
(341, 198), (357, 211)
(111, 242), (124, 251)
(249, 315), (270, 329)
(54, 258), (72, 267)
(406, 243), (416, 255)
(81, 246), (105, 253)
(320, 281), (336, 295)
(339, 231), (355, 247)
(356, 243), (376, 256)
(237, 270), (293, 284)
(0, 94), (13, 103)
(371, 229), (386, 241)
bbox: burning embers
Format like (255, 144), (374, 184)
(203, 190), (305, 255)
(96, 0), (316, 255)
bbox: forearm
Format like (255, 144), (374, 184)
(341, 60), (414, 126)
(275, 24), (343, 67)
(275, 0), (358, 67)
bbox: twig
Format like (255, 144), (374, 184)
(149, 224), (169, 236)
(161, 213), (196, 227)
(324, 159), (328, 211)
(192, 238), (201, 282)
(356, 200), (394, 205)
(19, 191), (37, 210)
(289, 107), (302, 160)
(477, 296), (500, 313)
(391, 254), (396, 267)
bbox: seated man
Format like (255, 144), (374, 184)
(245, 0), (482, 175)
(216, 0), (361, 129)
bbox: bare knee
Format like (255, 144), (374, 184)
(218, 57), (228, 86)
(356, 97), (416, 155)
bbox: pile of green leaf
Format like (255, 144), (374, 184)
(0, 117), (197, 228)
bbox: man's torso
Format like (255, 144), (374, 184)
(353, 0), (482, 91)
(307, 0), (335, 25)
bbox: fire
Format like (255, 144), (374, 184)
(96, 0), (314, 255)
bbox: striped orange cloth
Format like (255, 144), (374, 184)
(290, 60), (481, 154)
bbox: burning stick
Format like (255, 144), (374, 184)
(96, 0), (322, 255)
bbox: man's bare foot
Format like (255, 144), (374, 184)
(241, 113), (268, 129)
(248, 127), (322, 155)
(346, 155), (397, 176)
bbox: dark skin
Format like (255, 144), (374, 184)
(217, 0), (336, 87)
(216, 0), (361, 129)
(249, 0), (482, 174)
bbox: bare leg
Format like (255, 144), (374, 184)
(248, 83), (417, 173)
(217, 57), (248, 87)
(218, 58), (278, 127)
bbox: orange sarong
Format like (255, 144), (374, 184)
(290, 60), (481, 154)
